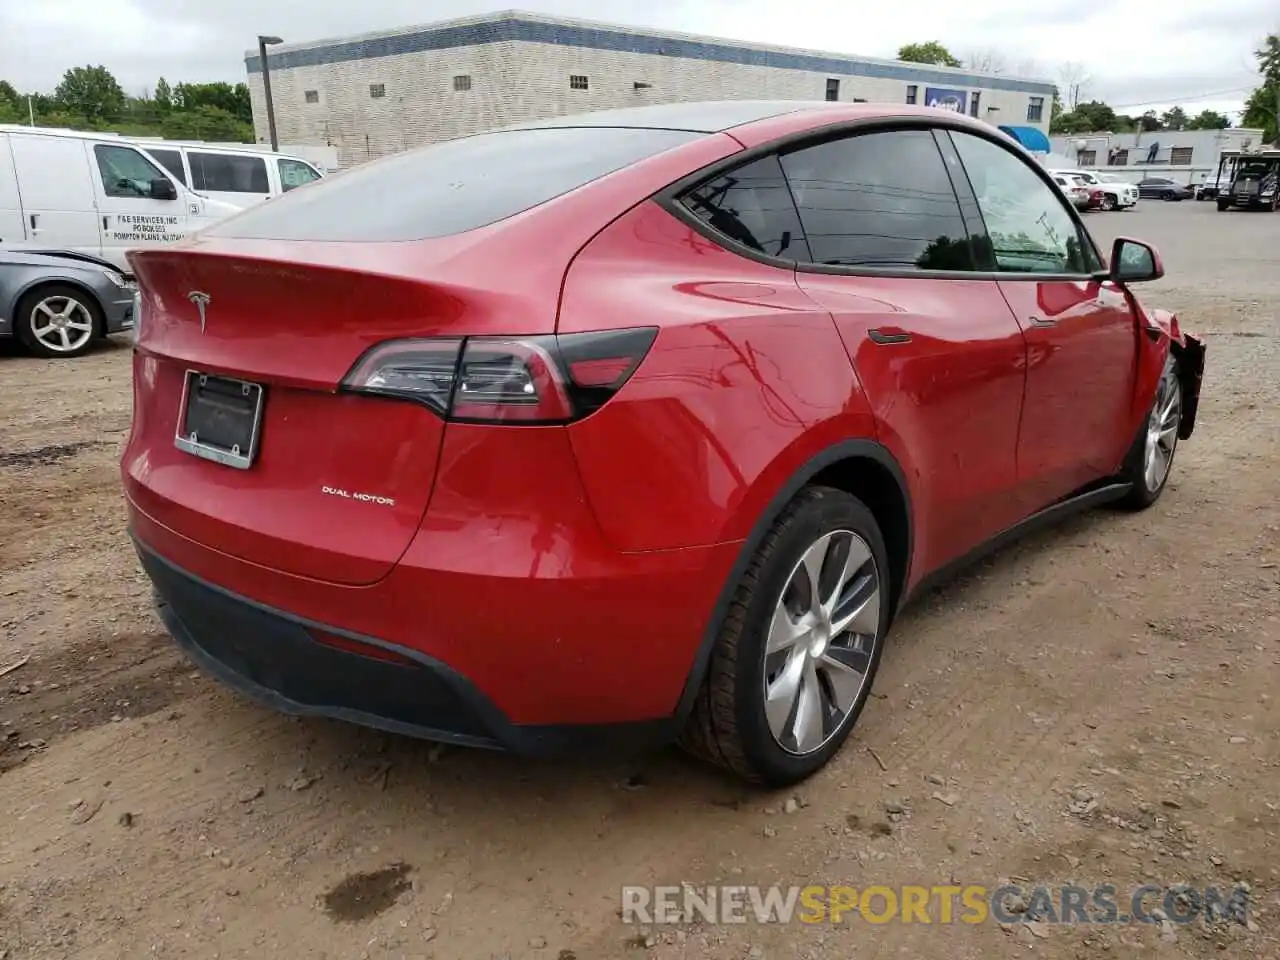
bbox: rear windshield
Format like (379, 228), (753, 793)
(206, 126), (703, 242)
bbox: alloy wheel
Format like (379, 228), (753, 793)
(29, 295), (94, 354)
(763, 530), (881, 756)
(1144, 368), (1181, 492)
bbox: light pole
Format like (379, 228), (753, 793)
(258, 34), (283, 152)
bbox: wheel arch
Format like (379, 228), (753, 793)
(673, 438), (913, 724)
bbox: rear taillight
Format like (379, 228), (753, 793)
(341, 328), (657, 424)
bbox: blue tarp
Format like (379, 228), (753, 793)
(998, 125), (1051, 153)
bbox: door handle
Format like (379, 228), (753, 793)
(868, 328), (912, 345)
(1028, 315), (1056, 327)
(103, 216), (109, 231)
(28, 213), (39, 234)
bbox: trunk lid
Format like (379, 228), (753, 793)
(124, 239), (560, 586)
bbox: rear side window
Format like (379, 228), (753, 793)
(208, 126), (702, 242)
(189, 152), (269, 194)
(679, 155), (809, 260)
(147, 148), (187, 185)
(780, 130), (973, 271)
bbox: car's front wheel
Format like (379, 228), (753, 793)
(1101, 194), (1117, 211)
(680, 486), (890, 786)
(15, 284), (101, 359)
(1118, 356), (1182, 510)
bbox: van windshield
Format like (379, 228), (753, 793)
(206, 126), (703, 242)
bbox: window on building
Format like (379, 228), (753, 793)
(825, 78), (840, 101)
(146, 148), (187, 186)
(570, 74), (589, 90)
(1076, 149), (1097, 166)
(1026, 97), (1044, 123)
(906, 85), (918, 105)
(779, 129), (973, 271)
(369, 83), (386, 99)
(1170, 146), (1194, 165)
(950, 130), (1099, 275)
(1108, 149), (1129, 166)
(969, 92), (981, 117)
(679, 155), (809, 261)
(304, 90), (319, 104)
(453, 75), (472, 92)
(189, 152), (270, 194)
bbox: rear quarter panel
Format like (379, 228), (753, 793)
(559, 200), (879, 553)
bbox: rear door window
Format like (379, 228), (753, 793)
(207, 126), (703, 242)
(779, 129), (974, 271)
(678, 154), (809, 260)
(189, 152), (269, 194)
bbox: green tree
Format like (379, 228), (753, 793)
(1187, 109), (1231, 130)
(54, 65), (126, 122)
(161, 104), (253, 142)
(155, 77), (172, 112)
(897, 41), (962, 68)
(0, 80), (20, 123)
(1242, 33), (1279, 143)
(1138, 110), (1162, 132)
(1160, 106), (1188, 130)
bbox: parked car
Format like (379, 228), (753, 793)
(0, 124), (242, 272)
(123, 100), (1206, 786)
(1196, 170), (1226, 200)
(1053, 173), (1093, 210)
(1, 248), (135, 357)
(1050, 169), (1138, 210)
(137, 141), (324, 210)
(1137, 177), (1194, 201)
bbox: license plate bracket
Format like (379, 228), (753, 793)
(174, 371), (265, 470)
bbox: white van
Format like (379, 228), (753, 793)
(0, 125), (243, 272)
(136, 141), (324, 209)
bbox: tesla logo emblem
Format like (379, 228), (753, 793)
(187, 291), (211, 333)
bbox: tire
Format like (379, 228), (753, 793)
(1217, 200), (1230, 212)
(1116, 356), (1182, 511)
(679, 486), (891, 786)
(1162, 191), (1174, 201)
(15, 283), (101, 359)
(1101, 194), (1117, 211)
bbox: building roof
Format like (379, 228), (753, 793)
(244, 10), (1056, 95)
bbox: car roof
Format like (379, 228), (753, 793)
(508, 100), (828, 133)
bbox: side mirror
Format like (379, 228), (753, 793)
(1110, 237), (1163, 283)
(149, 178), (178, 201)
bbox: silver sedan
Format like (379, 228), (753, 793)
(0, 249), (136, 358)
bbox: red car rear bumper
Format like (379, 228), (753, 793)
(126, 422), (743, 753)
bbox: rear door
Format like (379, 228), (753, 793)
(188, 150), (271, 208)
(7, 132), (101, 256)
(947, 128), (1138, 509)
(782, 127), (1030, 573)
(0, 134), (24, 246)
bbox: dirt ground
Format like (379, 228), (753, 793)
(1, 201), (1277, 960)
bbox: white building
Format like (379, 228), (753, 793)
(1048, 127), (1266, 182)
(245, 10), (1057, 168)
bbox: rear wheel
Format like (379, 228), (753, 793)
(15, 284), (101, 359)
(1117, 357), (1182, 510)
(680, 486), (890, 786)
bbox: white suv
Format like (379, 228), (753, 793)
(1049, 169), (1138, 210)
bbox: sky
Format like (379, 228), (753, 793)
(1, 0), (1274, 120)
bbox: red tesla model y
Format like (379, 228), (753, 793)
(122, 101), (1205, 785)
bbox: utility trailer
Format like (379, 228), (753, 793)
(1214, 148), (1280, 211)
